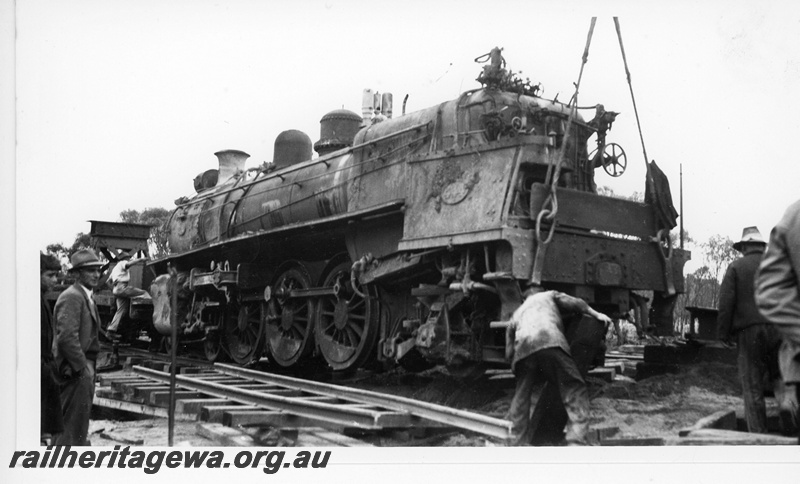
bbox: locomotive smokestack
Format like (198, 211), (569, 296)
(381, 93), (393, 119)
(214, 149), (250, 184)
(362, 88), (375, 123)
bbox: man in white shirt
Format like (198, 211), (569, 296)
(106, 250), (150, 340)
(505, 286), (612, 445)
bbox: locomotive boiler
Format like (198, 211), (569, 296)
(147, 48), (689, 373)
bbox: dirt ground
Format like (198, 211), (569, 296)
(88, 354), (750, 447)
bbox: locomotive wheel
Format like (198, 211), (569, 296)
(264, 267), (315, 367)
(314, 262), (380, 371)
(225, 301), (265, 365)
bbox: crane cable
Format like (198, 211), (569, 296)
(538, 17), (596, 237)
(613, 17), (652, 181)
(531, 17), (596, 284)
(614, 17), (676, 295)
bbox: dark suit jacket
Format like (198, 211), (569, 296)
(717, 249), (770, 340)
(53, 282), (101, 375)
(41, 293), (64, 434)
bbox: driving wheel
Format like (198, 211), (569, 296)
(264, 266), (315, 368)
(225, 300), (265, 365)
(314, 262), (380, 371)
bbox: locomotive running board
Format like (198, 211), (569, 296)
(150, 199), (405, 266)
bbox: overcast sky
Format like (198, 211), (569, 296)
(14, 0), (800, 260)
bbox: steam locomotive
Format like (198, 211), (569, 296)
(113, 48), (688, 373)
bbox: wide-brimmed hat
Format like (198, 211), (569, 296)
(69, 249), (104, 271)
(732, 226), (766, 251)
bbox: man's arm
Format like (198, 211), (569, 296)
(552, 292), (613, 328)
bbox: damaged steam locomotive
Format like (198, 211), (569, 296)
(111, 47), (688, 373)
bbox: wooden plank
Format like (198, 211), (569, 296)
(195, 423), (256, 446)
(587, 426), (620, 445)
(678, 409), (737, 436)
(222, 410), (379, 430)
(150, 390), (207, 407)
(176, 398), (230, 414)
(100, 375), (150, 386)
(94, 388), (123, 400)
(111, 379), (158, 392)
(224, 410), (336, 428)
(587, 367), (616, 382)
(677, 429), (797, 446)
(600, 437), (665, 446)
(93, 396), (194, 420)
(200, 405), (261, 423)
(297, 428), (374, 447)
(127, 385), (171, 400)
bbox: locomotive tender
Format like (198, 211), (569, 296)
(144, 48), (689, 372)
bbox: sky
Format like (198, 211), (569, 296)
(13, 0), (800, 258)
(5, 0), (800, 472)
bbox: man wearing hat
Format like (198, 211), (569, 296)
(718, 227), (783, 433)
(53, 248), (104, 446)
(106, 250), (150, 341)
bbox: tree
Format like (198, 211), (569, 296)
(46, 232), (92, 260)
(119, 207), (172, 258)
(698, 235), (737, 307)
(671, 234), (738, 335)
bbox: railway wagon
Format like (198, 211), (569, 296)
(139, 48), (689, 373)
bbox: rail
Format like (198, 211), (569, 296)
(127, 363), (513, 440)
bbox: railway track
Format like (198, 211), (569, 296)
(94, 355), (514, 444)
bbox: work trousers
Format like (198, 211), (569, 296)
(53, 360), (96, 446)
(507, 347), (589, 445)
(737, 324), (782, 434)
(108, 283), (150, 333)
